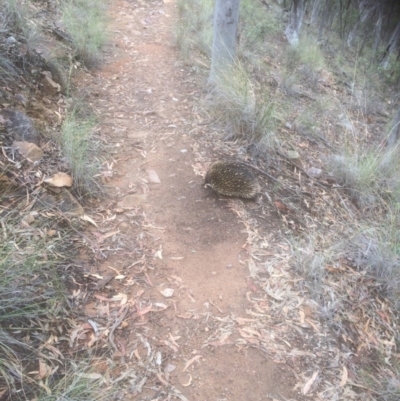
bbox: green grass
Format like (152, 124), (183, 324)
(0, 229), (65, 324)
(175, 0), (214, 59)
(346, 212), (400, 309)
(176, 0), (279, 64)
(61, 0), (108, 67)
(237, 0), (279, 60)
(0, 54), (18, 85)
(285, 35), (326, 86)
(60, 107), (102, 197)
(37, 364), (113, 401)
(0, 212), (68, 399)
(0, 211), (113, 400)
(208, 60), (278, 152)
(3, 0), (41, 50)
(328, 144), (400, 209)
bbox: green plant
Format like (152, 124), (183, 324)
(285, 35), (325, 85)
(175, 0), (214, 58)
(0, 54), (18, 85)
(328, 143), (400, 208)
(38, 364), (113, 401)
(0, 213), (68, 399)
(3, 0), (41, 50)
(60, 107), (101, 197)
(238, 0), (279, 60)
(209, 60), (278, 151)
(61, 0), (108, 67)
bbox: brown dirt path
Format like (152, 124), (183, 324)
(85, 0), (295, 399)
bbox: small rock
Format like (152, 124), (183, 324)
(6, 36), (17, 44)
(160, 288), (174, 298)
(0, 109), (39, 143)
(306, 167), (322, 178)
(148, 169), (160, 183)
(38, 190), (84, 215)
(119, 222), (130, 232)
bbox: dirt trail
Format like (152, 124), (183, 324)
(86, 0), (295, 399)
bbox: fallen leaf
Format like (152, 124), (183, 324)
(79, 373), (102, 380)
(111, 293), (128, 305)
(44, 172), (73, 187)
(183, 355), (202, 372)
(181, 373), (192, 387)
(274, 200), (289, 213)
(340, 366), (348, 387)
(302, 371), (319, 395)
(80, 215), (98, 227)
(154, 248), (163, 259)
(12, 141), (43, 162)
(38, 359), (51, 379)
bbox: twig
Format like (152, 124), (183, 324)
(109, 304), (131, 351)
(275, 150), (332, 189)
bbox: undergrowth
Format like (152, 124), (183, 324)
(61, 0), (108, 67)
(208, 61), (278, 153)
(60, 106), (102, 197)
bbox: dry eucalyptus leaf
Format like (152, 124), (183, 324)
(79, 373), (102, 380)
(339, 366), (348, 387)
(111, 293), (128, 305)
(181, 373), (192, 387)
(80, 214), (98, 227)
(302, 371), (319, 395)
(12, 141), (43, 162)
(44, 172), (73, 187)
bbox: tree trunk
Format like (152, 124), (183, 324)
(285, 0), (305, 46)
(209, 0), (240, 84)
(310, 0), (321, 25)
(347, 0), (375, 48)
(317, 0), (337, 41)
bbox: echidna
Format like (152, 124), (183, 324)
(204, 161), (261, 199)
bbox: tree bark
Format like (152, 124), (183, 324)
(209, 0), (240, 83)
(285, 0), (305, 46)
(310, 0), (321, 25)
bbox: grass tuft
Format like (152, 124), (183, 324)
(60, 106), (102, 197)
(61, 0), (108, 67)
(285, 36), (326, 86)
(3, 0), (41, 50)
(175, 0), (213, 59)
(238, 0), (279, 60)
(208, 61), (278, 153)
(328, 145), (400, 208)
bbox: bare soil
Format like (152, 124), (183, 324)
(83, 0), (295, 399)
